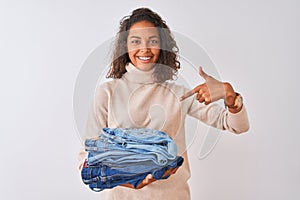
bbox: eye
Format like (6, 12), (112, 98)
(149, 39), (159, 45)
(130, 40), (141, 45)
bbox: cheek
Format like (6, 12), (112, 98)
(127, 48), (136, 59)
(153, 49), (160, 59)
(127, 42), (135, 56)
(128, 52), (135, 63)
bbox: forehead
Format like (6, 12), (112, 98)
(128, 21), (159, 37)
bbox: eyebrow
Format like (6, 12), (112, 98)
(129, 35), (159, 39)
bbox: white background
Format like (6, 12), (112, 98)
(1, 0), (299, 199)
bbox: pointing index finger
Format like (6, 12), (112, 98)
(180, 89), (195, 101)
(180, 85), (202, 101)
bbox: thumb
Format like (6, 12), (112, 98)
(199, 67), (210, 80)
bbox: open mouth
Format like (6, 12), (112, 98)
(137, 56), (151, 61)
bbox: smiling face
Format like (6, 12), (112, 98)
(127, 21), (160, 71)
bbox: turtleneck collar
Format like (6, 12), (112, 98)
(123, 63), (157, 84)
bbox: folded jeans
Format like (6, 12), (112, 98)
(81, 156), (184, 192)
(85, 128), (177, 167)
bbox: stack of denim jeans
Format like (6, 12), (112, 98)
(81, 128), (184, 192)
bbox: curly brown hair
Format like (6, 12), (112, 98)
(107, 8), (180, 82)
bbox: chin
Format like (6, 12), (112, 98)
(137, 63), (155, 71)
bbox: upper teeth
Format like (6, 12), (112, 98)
(139, 56), (151, 60)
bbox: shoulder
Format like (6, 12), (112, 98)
(96, 78), (121, 91)
(94, 79), (120, 97)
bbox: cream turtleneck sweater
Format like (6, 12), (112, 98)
(83, 63), (249, 200)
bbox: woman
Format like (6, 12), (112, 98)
(80, 7), (249, 200)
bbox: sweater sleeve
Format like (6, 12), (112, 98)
(83, 85), (109, 140)
(186, 95), (249, 134)
(78, 84), (109, 169)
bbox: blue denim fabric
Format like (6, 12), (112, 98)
(81, 156), (184, 192)
(85, 128), (177, 167)
(82, 128), (183, 192)
(87, 151), (163, 173)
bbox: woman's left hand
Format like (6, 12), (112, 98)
(120, 167), (179, 189)
(180, 67), (236, 106)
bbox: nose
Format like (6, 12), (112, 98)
(139, 41), (150, 52)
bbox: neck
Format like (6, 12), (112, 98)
(123, 63), (156, 84)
